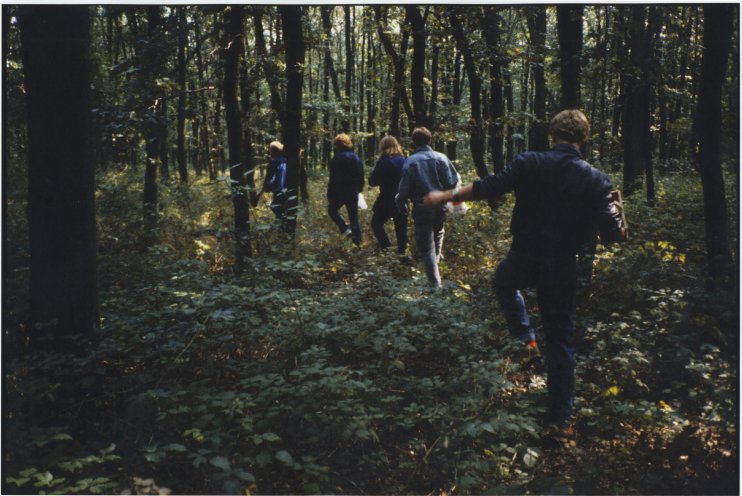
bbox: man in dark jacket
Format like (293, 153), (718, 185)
(424, 110), (626, 438)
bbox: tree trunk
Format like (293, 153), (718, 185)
(556, 5), (583, 109)
(622, 5), (651, 196)
(527, 6), (549, 152)
(429, 43), (440, 131)
(447, 48), (462, 161)
(344, 6), (353, 132)
(253, 7), (284, 129)
(321, 6), (343, 151)
(375, 6), (413, 138)
(20, 5), (98, 346)
(483, 7), (505, 172)
(696, 4), (734, 278)
(143, 6), (162, 222)
(176, 7), (188, 183)
(448, 7), (487, 178)
(407, 6), (427, 128)
(223, 5), (251, 263)
(280, 6), (305, 235)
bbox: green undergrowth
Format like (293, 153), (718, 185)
(3, 165), (738, 494)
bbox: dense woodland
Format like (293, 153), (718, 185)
(2, 4), (739, 495)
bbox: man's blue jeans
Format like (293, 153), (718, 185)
(493, 248), (578, 427)
(328, 196), (361, 244)
(412, 205), (445, 287)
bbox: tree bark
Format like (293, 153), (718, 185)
(483, 7), (505, 172)
(223, 5), (251, 262)
(556, 5), (583, 109)
(527, 6), (549, 152)
(375, 6), (413, 138)
(176, 7), (188, 183)
(279, 6), (305, 235)
(448, 7), (487, 178)
(406, 5), (427, 128)
(696, 4), (734, 278)
(344, 6), (353, 132)
(253, 7), (284, 129)
(20, 5), (98, 346)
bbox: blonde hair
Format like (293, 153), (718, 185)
(378, 135), (404, 157)
(269, 140), (284, 157)
(333, 133), (353, 150)
(549, 110), (590, 144)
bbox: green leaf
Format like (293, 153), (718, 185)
(275, 450), (294, 466)
(209, 456), (231, 471)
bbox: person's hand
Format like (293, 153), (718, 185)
(423, 190), (449, 208)
(620, 227), (629, 242)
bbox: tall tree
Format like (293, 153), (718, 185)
(556, 5), (583, 109)
(483, 7), (505, 172)
(406, 5), (427, 128)
(622, 5), (652, 196)
(448, 7), (487, 178)
(253, 7), (283, 129)
(223, 5), (251, 262)
(321, 6), (344, 160)
(527, 6), (549, 152)
(696, 4), (734, 278)
(142, 6), (163, 222)
(375, 6), (413, 138)
(20, 5), (97, 346)
(279, 5), (305, 234)
(176, 6), (188, 183)
(344, 6), (353, 132)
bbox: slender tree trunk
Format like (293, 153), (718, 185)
(447, 48), (462, 161)
(527, 6), (549, 152)
(176, 7), (188, 183)
(375, 6), (412, 138)
(696, 4), (734, 278)
(280, 5), (305, 234)
(483, 7), (505, 171)
(503, 63), (515, 163)
(20, 5), (98, 346)
(321, 6), (343, 150)
(223, 5), (251, 262)
(407, 5), (427, 128)
(448, 7), (487, 178)
(253, 7), (284, 129)
(344, 6), (353, 132)
(142, 6), (162, 221)
(429, 43), (440, 131)
(622, 5), (651, 196)
(557, 5), (583, 109)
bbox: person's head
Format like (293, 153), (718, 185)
(334, 133), (353, 152)
(269, 140), (284, 158)
(378, 135), (404, 157)
(411, 127), (433, 148)
(549, 110), (590, 145)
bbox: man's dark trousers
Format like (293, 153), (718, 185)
(493, 247), (578, 427)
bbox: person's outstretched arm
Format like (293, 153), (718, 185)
(424, 183), (475, 207)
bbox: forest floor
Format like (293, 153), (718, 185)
(3, 163), (739, 495)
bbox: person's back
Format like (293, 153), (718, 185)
(503, 144), (615, 255)
(329, 149), (364, 200)
(398, 147), (459, 207)
(369, 154), (405, 204)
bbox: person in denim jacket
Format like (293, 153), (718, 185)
(327, 134), (364, 245)
(260, 141), (287, 221)
(424, 110), (626, 436)
(369, 135), (407, 254)
(396, 127), (460, 287)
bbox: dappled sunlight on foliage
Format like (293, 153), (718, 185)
(3, 165), (738, 494)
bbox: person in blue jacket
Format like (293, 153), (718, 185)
(396, 127), (460, 287)
(260, 141), (287, 221)
(424, 110), (627, 442)
(327, 133), (364, 245)
(368, 135), (407, 254)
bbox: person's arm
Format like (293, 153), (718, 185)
(275, 161), (287, 191)
(368, 159), (383, 187)
(424, 182), (475, 207)
(356, 155), (365, 192)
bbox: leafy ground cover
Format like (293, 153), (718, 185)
(3, 165), (738, 494)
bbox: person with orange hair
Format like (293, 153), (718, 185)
(327, 134), (364, 245)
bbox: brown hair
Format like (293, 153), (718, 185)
(549, 110), (590, 144)
(269, 140), (284, 157)
(411, 127), (432, 147)
(378, 135), (404, 157)
(333, 133), (353, 151)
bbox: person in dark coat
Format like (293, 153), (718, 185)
(327, 133), (364, 245)
(259, 141), (287, 221)
(368, 135), (408, 254)
(424, 110), (627, 440)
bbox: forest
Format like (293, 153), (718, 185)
(2, 3), (739, 495)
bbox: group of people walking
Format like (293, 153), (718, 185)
(259, 110), (627, 441)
